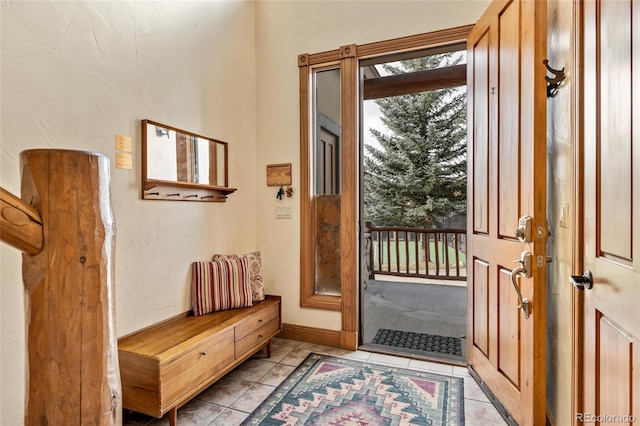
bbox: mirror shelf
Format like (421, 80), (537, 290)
(142, 119), (236, 202)
(143, 180), (237, 202)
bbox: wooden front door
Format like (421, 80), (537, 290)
(466, 1), (547, 424)
(582, 0), (640, 422)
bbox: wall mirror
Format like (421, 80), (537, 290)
(141, 119), (236, 202)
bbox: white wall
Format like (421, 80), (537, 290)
(546, 1), (576, 424)
(0, 1), (256, 424)
(254, 0), (490, 333)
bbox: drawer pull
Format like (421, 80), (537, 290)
(258, 319), (263, 323)
(200, 352), (207, 356)
(259, 335), (263, 339)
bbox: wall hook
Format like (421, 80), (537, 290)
(543, 59), (565, 98)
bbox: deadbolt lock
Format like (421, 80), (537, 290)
(514, 215), (533, 243)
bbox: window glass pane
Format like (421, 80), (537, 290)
(314, 67), (341, 296)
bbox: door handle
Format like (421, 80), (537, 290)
(569, 270), (593, 290)
(510, 251), (532, 318)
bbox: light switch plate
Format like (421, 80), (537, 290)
(559, 203), (568, 228)
(276, 206), (292, 219)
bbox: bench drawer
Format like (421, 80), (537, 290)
(160, 327), (234, 408)
(235, 318), (280, 357)
(234, 302), (279, 341)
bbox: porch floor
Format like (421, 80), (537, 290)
(361, 278), (467, 363)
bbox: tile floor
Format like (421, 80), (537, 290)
(124, 338), (508, 426)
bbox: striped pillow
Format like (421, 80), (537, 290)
(191, 258), (253, 315)
(212, 251), (265, 302)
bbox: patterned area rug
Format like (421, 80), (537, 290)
(243, 353), (465, 426)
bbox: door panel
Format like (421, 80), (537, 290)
(598, 0), (632, 259)
(472, 29), (490, 235)
(473, 258), (490, 356)
(467, 0), (547, 424)
(583, 0), (640, 420)
(497, 0), (521, 239)
(598, 317), (633, 420)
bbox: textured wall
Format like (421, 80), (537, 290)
(546, 1), (576, 424)
(0, 2), (256, 424)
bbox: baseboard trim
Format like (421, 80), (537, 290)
(277, 323), (341, 348)
(340, 330), (358, 351)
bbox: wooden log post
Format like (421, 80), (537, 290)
(0, 187), (43, 255)
(16, 149), (122, 425)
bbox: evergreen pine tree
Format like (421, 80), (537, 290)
(364, 53), (467, 229)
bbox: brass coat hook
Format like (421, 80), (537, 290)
(543, 59), (565, 98)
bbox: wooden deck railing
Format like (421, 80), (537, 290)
(365, 223), (466, 281)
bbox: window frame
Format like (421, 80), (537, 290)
(299, 46), (357, 312)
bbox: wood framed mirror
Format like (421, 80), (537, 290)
(141, 120), (236, 202)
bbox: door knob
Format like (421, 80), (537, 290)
(570, 271), (593, 290)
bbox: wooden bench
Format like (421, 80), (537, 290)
(118, 295), (281, 426)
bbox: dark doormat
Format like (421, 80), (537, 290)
(371, 328), (462, 357)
